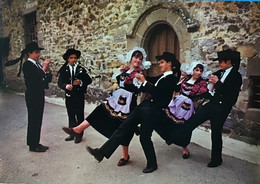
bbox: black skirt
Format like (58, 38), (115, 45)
(152, 110), (192, 147)
(86, 103), (134, 146)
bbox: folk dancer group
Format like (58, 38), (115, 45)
(9, 41), (242, 173)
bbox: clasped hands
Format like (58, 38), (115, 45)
(135, 72), (219, 87)
(66, 80), (81, 91)
(208, 75), (219, 84)
(135, 73), (146, 83)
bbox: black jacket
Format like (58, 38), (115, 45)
(23, 60), (52, 95)
(58, 64), (92, 95)
(211, 68), (242, 106)
(141, 74), (179, 108)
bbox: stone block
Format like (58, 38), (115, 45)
(245, 108), (260, 122)
(247, 58), (260, 76)
(237, 45), (257, 58)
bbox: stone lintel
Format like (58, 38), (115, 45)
(23, 5), (37, 15)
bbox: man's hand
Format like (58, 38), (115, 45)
(73, 79), (81, 86)
(135, 73), (146, 83)
(42, 59), (52, 72)
(66, 84), (73, 91)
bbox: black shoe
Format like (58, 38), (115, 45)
(86, 146), (104, 162)
(182, 152), (190, 159)
(62, 127), (81, 140)
(142, 165), (158, 173)
(74, 138), (82, 144)
(207, 159), (222, 167)
(38, 144), (49, 150)
(117, 155), (130, 166)
(65, 135), (74, 141)
(29, 146), (46, 152)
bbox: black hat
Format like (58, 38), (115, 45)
(213, 49), (240, 70)
(156, 52), (180, 67)
(4, 42), (44, 77)
(25, 42), (44, 53)
(63, 48), (81, 61)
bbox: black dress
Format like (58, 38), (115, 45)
(86, 67), (142, 146)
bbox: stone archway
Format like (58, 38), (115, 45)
(126, 5), (193, 64)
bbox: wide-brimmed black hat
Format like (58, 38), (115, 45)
(63, 48), (81, 61)
(4, 42), (44, 77)
(25, 42), (44, 53)
(156, 52), (180, 67)
(213, 49), (240, 69)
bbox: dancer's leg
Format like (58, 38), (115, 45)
(73, 120), (91, 133)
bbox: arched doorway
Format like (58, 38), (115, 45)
(144, 23), (180, 77)
(126, 6), (191, 76)
(126, 6), (191, 103)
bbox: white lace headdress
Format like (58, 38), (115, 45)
(117, 47), (151, 70)
(112, 47), (151, 87)
(181, 61), (212, 79)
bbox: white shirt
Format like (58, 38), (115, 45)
(208, 67), (233, 96)
(28, 58), (45, 73)
(154, 71), (173, 86)
(220, 67), (232, 83)
(68, 64), (76, 85)
(28, 58), (40, 68)
(143, 71), (173, 87)
(68, 64), (77, 77)
(66, 64), (83, 87)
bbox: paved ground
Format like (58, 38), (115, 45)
(0, 87), (260, 184)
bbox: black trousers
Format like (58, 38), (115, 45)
(99, 100), (159, 160)
(65, 92), (85, 137)
(139, 110), (190, 167)
(139, 101), (232, 166)
(25, 91), (44, 147)
(185, 101), (232, 161)
(139, 112), (159, 167)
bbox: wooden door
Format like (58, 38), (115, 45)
(146, 24), (179, 76)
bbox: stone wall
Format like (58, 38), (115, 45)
(1, 0), (27, 91)
(1, 0), (260, 143)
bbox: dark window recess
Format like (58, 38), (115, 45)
(24, 12), (37, 44)
(249, 77), (260, 109)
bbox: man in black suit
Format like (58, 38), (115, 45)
(58, 49), (92, 143)
(22, 42), (52, 152)
(86, 52), (180, 173)
(169, 49), (242, 167)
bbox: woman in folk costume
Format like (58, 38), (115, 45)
(163, 61), (211, 158)
(62, 47), (151, 166)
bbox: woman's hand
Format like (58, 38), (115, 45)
(181, 71), (187, 77)
(208, 75), (219, 84)
(119, 65), (127, 72)
(179, 72), (187, 82)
